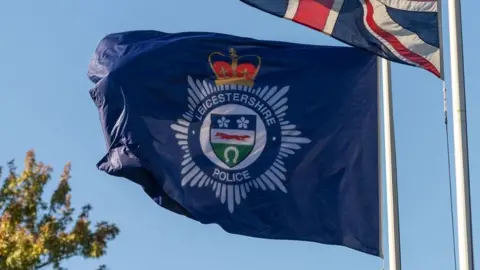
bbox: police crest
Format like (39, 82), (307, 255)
(170, 48), (311, 213)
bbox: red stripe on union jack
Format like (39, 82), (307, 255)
(363, 0), (440, 76)
(240, 0), (442, 78)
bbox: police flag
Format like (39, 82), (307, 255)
(88, 30), (381, 257)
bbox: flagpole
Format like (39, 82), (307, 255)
(446, 0), (475, 268)
(380, 57), (402, 270)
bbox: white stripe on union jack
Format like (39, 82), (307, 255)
(240, 0), (442, 78)
(376, 0), (437, 12)
(324, 0), (345, 34)
(362, 0), (441, 75)
(285, 0), (299, 19)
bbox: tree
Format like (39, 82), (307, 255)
(0, 150), (120, 270)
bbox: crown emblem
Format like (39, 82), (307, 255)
(208, 48), (261, 87)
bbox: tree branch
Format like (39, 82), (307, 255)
(35, 254), (75, 270)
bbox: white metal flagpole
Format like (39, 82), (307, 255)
(446, 0), (475, 268)
(379, 57), (402, 270)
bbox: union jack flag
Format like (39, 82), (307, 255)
(241, 0), (442, 78)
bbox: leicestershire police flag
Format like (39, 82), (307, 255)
(88, 30), (381, 257)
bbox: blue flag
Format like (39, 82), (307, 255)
(88, 30), (381, 257)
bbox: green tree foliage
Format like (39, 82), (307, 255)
(0, 150), (120, 270)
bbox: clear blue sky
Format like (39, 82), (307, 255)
(0, 0), (478, 269)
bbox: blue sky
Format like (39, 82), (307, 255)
(0, 0), (478, 269)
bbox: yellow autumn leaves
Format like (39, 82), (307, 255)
(0, 150), (119, 270)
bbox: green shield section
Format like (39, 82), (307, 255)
(211, 143), (254, 168)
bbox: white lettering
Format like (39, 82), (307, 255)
(212, 168), (251, 182)
(198, 106), (206, 116)
(240, 94), (249, 104)
(194, 93), (278, 124)
(211, 95), (219, 105)
(213, 168), (220, 178)
(254, 101), (264, 111)
(266, 118), (276, 126)
(218, 93), (225, 103)
(263, 109), (272, 119)
(248, 97), (256, 106)
(205, 99), (213, 109)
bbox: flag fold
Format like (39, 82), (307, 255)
(88, 30), (381, 257)
(241, 0), (442, 78)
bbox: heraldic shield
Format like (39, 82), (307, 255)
(209, 113), (257, 168)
